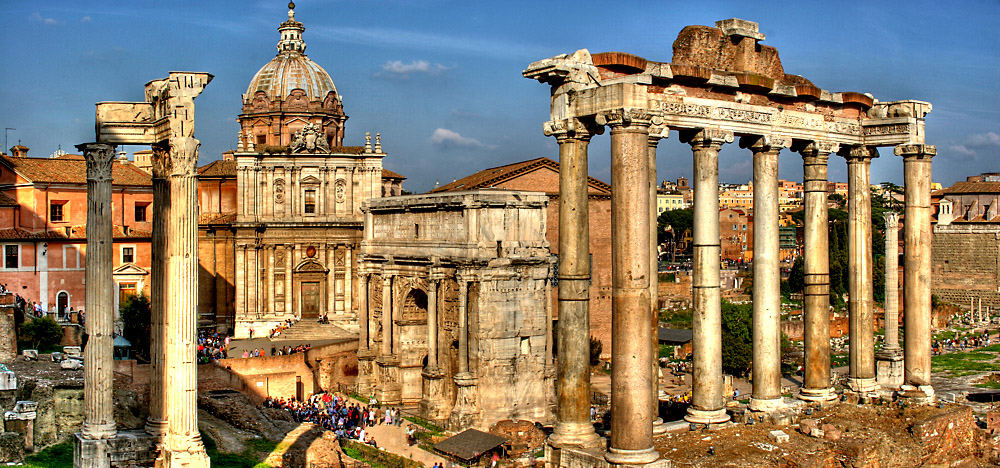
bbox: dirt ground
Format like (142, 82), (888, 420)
(654, 403), (992, 467)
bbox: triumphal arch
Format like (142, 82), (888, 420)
(524, 19), (935, 466)
(75, 71), (212, 467)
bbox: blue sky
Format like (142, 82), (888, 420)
(1, 0), (997, 192)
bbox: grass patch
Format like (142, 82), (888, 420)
(975, 380), (1000, 389)
(659, 309), (693, 329)
(979, 344), (1000, 353)
(403, 415), (444, 435)
(202, 431), (273, 468)
(932, 351), (1000, 375)
(24, 442), (73, 468)
(246, 437), (279, 453)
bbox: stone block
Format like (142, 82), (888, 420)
(768, 429), (789, 443)
(63, 346), (82, 357)
(987, 410), (1000, 435)
(51, 352), (64, 362)
(61, 359), (83, 370)
(910, 406), (987, 466)
(0, 368), (15, 391)
(74, 430), (157, 468)
(22, 350), (37, 361)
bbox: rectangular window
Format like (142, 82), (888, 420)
(121, 246), (135, 264)
(135, 203), (148, 222)
(4, 245), (18, 269)
(304, 189), (316, 214)
(50, 202), (65, 222)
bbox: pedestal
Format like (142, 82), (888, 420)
(375, 356), (401, 406)
(356, 350), (376, 396)
(875, 348), (904, 390)
(683, 407), (730, 426)
(546, 444), (671, 468)
(797, 386), (838, 404)
(899, 384), (936, 405)
(419, 366), (450, 423)
(74, 430), (157, 468)
(447, 372), (480, 430)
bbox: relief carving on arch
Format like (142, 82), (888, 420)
(370, 274), (383, 343)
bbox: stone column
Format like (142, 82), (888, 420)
(146, 142), (170, 437)
(743, 136), (785, 412)
(876, 212), (904, 389)
(648, 126), (668, 435)
(285, 245), (294, 319)
(158, 137), (209, 467)
(845, 146), (878, 394)
(543, 119), (602, 449)
(420, 274), (448, 421)
(897, 144), (937, 400)
(344, 247), (353, 315)
(347, 167), (356, 216)
(381, 274), (393, 356)
(683, 128), (733, 426)
(797, 142), (838, 402)
(457, 278), (469, 374)
(358, 273), (370, 351)
(357, 271), (374, 395)
(599, 108), (659, 466)
(79, 142), (118, 441)
(448, 276), (478, 430)
(426, 278), (440, 369)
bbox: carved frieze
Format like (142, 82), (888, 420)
(274, 179), (285, 204)
(335, 179), (346, 202)
(290, 123), (331, 154)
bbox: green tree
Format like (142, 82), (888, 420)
(120, 294), (151, 361)
(657, 208), (694, 252)
(19, 317), (63, 352)
(720, 300), (752, 376)
(589, 336), (603, 366)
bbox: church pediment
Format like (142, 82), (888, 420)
(112, 263), (148, 276)
(295, 260), (327, 273)
(300, 175), (320, 184)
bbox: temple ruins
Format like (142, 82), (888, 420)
(524, 18), (935, 466)
(75, 71), (213, 467)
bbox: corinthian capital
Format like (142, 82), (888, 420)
(680, 128), (734, 149)
(595, 107), (657, 129)
(739, 134), (790, 153)
(840, 145), (879, 162)
(76, 143), (117, 183)
(883, 211), (899, 229)
(150, 142), (171, 179)
(543, 117), (603, 141)
(168, 136), (200, 176)
(794, 140), (840, 162)
(893, 144), (936, 160)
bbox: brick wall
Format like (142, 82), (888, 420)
(931, 230), (1000, 308)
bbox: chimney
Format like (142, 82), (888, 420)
(9, 145), (28, 158)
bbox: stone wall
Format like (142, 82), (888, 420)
(0, 294), (15, 363)
(931, 229), (1000, 308)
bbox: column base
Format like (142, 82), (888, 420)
(898, 384), (936, 405)
(683, 407), (730, 426)
(74, 430), (157, 468)
(356, 351), (376, 396)
(604, 446), (662, 466)
(875, 348), (904, 390)
(548, 421), (604, 449)
(419, 366), (450, 423)
(651, 417), (667, 435)
(447, 372), (480, 431)
(80, 422), (117, 440)
(797, 387), (838, 403)
(144, 418), (167, 438)
(748, 397), (785, 413)
(847, 377), (878, 394)
(155, 449), (210, 468)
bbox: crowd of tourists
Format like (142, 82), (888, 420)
(269, 319), (294, 338)
(263, 392), (408, 447)
(932, 330), (992, 355)
(197, 330), (231, 363)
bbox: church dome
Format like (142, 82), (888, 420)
(243, 2), (339, 105)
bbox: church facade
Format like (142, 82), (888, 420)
(197, 4), (401, 337)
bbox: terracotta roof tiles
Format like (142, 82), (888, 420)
(381, 168), (405, 180)
(429, 157), (611, 195)
(198, 159), (237, 178)
(936, 181), (1000, 195)
(1, 156), (151, 186)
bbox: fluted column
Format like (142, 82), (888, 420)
(157, 137), (209, 467)
(79, 143), (117, 444)
(743, 135), (786, 412)
(648, 126), (668, 435)
(146, 142), (170, 437)
(358, 273), (370, 351)
(601, 108), (659, 466)
(683, 128), (733, 426)
(285, 245), (293, 318)
(845, 146), (878, 393)
(544, 118), (602, 449)
(897, 144), (937, 400)
(382, 274), (393, 356)
(457, 278), (469, 374)
(797, 142), (838, 401)
(883, 212), (900, 350)
(426, 278), (440, 369)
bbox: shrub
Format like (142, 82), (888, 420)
(19, 316), (63, 352)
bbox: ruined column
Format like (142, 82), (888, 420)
(448, 276), (478, 430)
(797, 142), (838, 402)
(648, 126), (668, 435)
(420, 274), (448, 421)
(744, 136), (784, 411)
(876, 211), (904, 389)
(157, 137), (209, 467)
(357, 271), (374, 395)
(79, 142), (118, 442)
(897, 144), (937, 401)
(601, 108), (659, 466)
(146, 142), (170, 437)
(845, 146), (878, 394)
(684, 128), (733, 426)
(544, 119), (602, 449)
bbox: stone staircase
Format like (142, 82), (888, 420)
(270, 320), (356, 342)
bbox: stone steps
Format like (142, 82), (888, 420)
(270, 321), (356, 342)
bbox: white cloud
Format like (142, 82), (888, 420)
(949, 145), (976, 156)
(30, 12), (59, 25)
(375, 60), (451, 79)
(967, 131), (1000, 147)
(430, 128), (483, 148)
(81, 16), (92, 22)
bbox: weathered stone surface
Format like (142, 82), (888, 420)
(197, 391), (286, 440)
(489, 419), (545, 458)
(0, 432), (24, 463)
(910, 406), (988, 466)
(798, 418), (818, 435)
(768, 429), (789, 443)
(821, 423), (841, 441)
